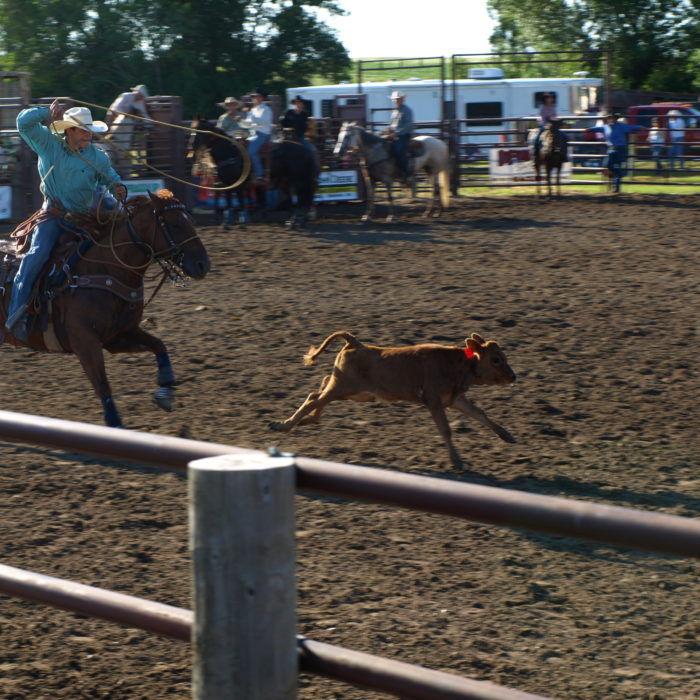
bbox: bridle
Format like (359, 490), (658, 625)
(117, 199), (199, 283)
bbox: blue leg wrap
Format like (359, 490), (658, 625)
(102, 397), (122, 428)
(156, 351), (176, 386)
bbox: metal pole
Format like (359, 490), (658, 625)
(189, 454), (297, 700)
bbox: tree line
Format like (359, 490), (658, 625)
(0, 0), (352, 118)
(0, 0), (696, 121)
(486, 0), (700, 94)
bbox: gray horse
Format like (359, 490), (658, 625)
(333, 122), (450, 222)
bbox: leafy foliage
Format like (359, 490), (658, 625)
(0, 0), (351, 118)
(486, 0), (700, 91)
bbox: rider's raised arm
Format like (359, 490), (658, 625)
(17, 106), (60, 155)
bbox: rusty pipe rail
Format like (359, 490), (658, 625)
(0, 563), (552, 700)
(1, 411), (699, 560)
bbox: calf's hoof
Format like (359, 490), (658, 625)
(268, 420), (290, 432)
(155, 386), (175, 412)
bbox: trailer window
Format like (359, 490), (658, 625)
(534, 91), (558, 107)
(321, 99), (333, 118)
(465, 101), (503, 127)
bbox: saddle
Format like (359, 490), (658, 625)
(1, 211), (143, 350)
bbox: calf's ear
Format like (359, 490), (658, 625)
(466, 338), (481, 358)
(469, 332), (485, 345)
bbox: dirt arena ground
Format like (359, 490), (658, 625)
(1, 192), (699, 699)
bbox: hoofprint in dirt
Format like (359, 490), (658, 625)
(1, 194), (699, 699)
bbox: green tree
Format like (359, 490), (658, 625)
(486, 0), (700, 92)
(0, 0), (351, 117)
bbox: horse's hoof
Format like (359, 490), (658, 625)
(155, 387), (175, 411)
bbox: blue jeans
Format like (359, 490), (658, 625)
(605, 146), (628, 192)
(668, 137), (684, 169)
(393, 134), (410, 174)
(248, 132), (271, 179)
(650, 144), (665, 171)
(7, 212), (64, 323)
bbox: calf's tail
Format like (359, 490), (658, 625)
(303, 331), (361, 365)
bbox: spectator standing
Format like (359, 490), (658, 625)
(667, 110), (685, 169)
(587, 112), (643, 193)
(647, 117), (666, 173)
(240, 88), (273, 183)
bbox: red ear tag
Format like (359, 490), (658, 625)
(465, 347), (475, 359)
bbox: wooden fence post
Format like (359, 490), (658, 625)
(189, 453), (297, 700)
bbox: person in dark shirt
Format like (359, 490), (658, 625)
(280, 95), (317, 175)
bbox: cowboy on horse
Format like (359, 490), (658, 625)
(386, 90), (414, 182)
(4, 100), (126, 341)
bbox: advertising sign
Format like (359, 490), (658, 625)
(489, 148), (572, 182)
(314, 170), (359, 202)
(126, 179), (166, 197)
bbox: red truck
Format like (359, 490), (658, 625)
(624, 103), (700, 150)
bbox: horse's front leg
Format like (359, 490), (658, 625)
(105, 327), (177, 412)
(385, 179), (396, 223)
(362, 177), (375, 223)
(73, 338), (123, 428)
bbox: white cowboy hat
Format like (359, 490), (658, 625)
(390, 90), (406, 100)
(130, 84), (149, 98)
(217, 96), (241, 107)
(667, 110), (683, 116)
(51, 106), (108, 133)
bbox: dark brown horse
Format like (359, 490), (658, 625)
(0, 190), (210, 427)
(533, 119), (568, 199)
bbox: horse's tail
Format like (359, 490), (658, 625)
(439, 167), (450, 209)
(303, 331), (362, 365)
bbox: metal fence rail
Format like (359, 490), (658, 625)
(2, 408), (699, 698)
(0, 562), (550, 700)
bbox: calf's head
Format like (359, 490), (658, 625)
(466, 333), (516, 385)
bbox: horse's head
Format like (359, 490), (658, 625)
(128, 189), (211, 280)
(333, 121), (360, 156)
(189, 118), (216, 153)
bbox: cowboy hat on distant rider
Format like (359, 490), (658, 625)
(5, 100), (126, 341)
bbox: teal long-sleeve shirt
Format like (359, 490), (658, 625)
(17, 106), (122, 213)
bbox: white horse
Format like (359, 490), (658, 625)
(333, 122), (450, 222)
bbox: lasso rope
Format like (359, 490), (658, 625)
(67, 97), (252, 191)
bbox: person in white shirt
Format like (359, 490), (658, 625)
(667, 110), (685, 169)
(104, 84), (152, 176)
(647, 117), (666, 172)
(241, 88), (273, 182)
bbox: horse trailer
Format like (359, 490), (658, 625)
(286, 69), (602, 144)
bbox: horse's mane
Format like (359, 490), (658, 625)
(68, 189), (177, 239)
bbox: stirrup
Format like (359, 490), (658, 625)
(5, 302), (29, 331)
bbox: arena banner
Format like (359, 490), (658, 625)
(0, 185), (11, 220)
(314, 169), (359, 201)
(489, 147), (572, 182)
(126, 179), (166, 197)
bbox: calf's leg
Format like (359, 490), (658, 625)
(424, 397), (463, 469)
(270, 374), (344, 432)
(451, 395), (516, 443)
